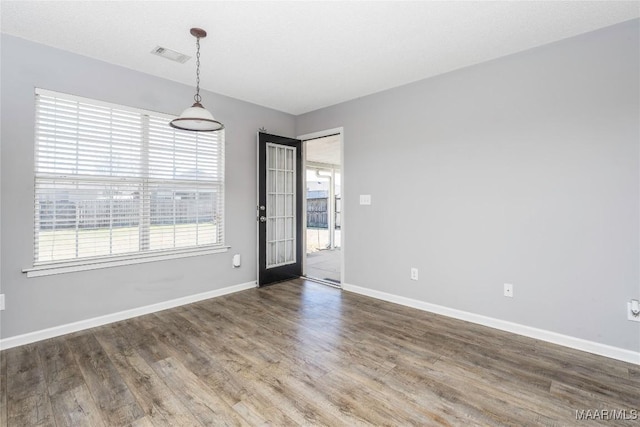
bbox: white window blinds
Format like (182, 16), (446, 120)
(34, 88), (224, 265)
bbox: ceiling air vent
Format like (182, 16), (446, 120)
(151, 46), (191, 63)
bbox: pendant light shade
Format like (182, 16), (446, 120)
(170, 28), (224, 132)
(171, 102), (224, 131)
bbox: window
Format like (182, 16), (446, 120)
(31, 89), (225, 271)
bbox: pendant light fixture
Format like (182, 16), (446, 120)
(170, 28), (224, 132)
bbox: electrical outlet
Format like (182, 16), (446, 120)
(0, 294), (5, 311)
(504, 283), (513, 298)
(628, 301), (640, 322)
(410, 268), (418, 281)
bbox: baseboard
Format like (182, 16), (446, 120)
(0, 281), (257, 350)
(342, 283), (640, 366)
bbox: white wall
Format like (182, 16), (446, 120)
(0, 34), (295, 339)
(297, 20), (640, 352)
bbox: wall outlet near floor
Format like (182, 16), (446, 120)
(628, 300), (640, 322)
(504, 283), (514, 298)
(0, 294), (5, 310)
(410, 268), (418, 281)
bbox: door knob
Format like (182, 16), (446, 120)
(259, 216), (267, 222)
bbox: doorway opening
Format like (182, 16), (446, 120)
(302, 133), (342, 286)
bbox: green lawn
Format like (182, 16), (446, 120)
(37, 223), (217, 262)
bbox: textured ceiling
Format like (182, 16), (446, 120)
(306, 135), (341, 166)
(2, 1), (638, 115)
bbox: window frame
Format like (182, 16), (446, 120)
(23, 89), (228, 278)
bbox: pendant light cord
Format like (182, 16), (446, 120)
(194, 36), (202, 104)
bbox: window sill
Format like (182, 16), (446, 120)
(22, 246), (230, 278)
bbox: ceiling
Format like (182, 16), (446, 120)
(306, 135), (341, 166)
(2, 1), (638, 115)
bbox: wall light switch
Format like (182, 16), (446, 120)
(359, 195), (372, 205)
(0, 294), (5, 311)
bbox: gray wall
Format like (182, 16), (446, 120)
(2, 20), (639, 352)
(0, 34), (295, 339)
(297, 20), (640, 351)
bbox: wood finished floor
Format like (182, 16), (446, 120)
(1, 279), (638, 426)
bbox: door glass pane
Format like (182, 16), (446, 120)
(286, 172), (293, 194)
(287, 240), (294, 262)
(269, 242), (276, 265)
(285, 195), (293, 216)
(267, 195), (275, 216)
(268, 146), (276, 168)
(277, 218), (285, 240)
(268, 171), (276, 193)
(285, 218), (293, 239)
(277, 242), (286, 264)
(286, 149), (293, 170)
(277, 195), (285, 216)
(267, 218), (275, 242)
(266, 143), (296, 268)
(277, 171), (285, 193)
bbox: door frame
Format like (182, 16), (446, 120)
(297, 127), (344, 286)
